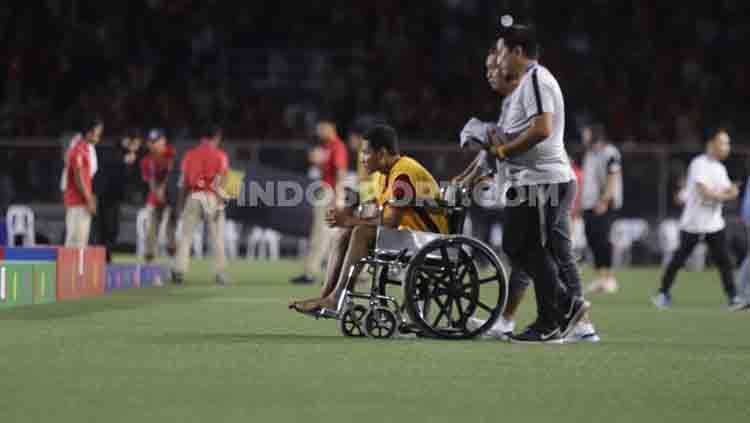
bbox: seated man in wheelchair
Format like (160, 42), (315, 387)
(289, 124), (449, 315)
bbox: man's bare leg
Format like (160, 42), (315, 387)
(315, 225), (376, 310)
(290, 227), (352, 310)
(320, 228), (353, 299)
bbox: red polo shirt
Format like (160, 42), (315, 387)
(320, 136), (348, 189)
(180, 141), (229, 194)
(141, 145), (177, 206)
(64, 140), (93, 207)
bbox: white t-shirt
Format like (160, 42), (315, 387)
(582, 144), (623, 210)
(498, 62), (574, 186)
(679, 154), (732, 234)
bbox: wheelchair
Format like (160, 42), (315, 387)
(315, 185), (509, 340)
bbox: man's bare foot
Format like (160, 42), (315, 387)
(289, 298), (323, 312)
(316, 297), (337, 311)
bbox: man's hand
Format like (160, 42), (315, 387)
(325, 207), (354, 228)
(594, 199), (609, 216)
(156, 185), (167, 203)
(485, 127), (508, 159)
(86, 195), (98, 216)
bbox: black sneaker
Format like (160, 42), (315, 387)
(171, 270), (184, 285)
(510, 323), (563, 344)
(290, 274), (315, 285)
(559, 296), (591, 338)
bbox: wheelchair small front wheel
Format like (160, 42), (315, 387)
(340, 305), (368, 337)
(364, 307), (398, 339)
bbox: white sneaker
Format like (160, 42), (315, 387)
(584, 279), (603, 294)
(651, 292), (672, 309)
(586, 278), (619, 294)
(601, 278), (619, 294)
(728, 297), (748, 311)
(564, 321), (601, 344)
(467, 317), (514, 341)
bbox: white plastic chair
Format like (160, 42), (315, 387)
(657, 219), (680, 267)
(297, 238), (309, 258)
(224, 219), (241, 259)
(6, 205), (35, 247)
(610, 218), (649, 267)
(246, 227), (281, 260)
(135, 207), (149, 258)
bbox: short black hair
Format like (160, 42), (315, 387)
(498, 24), (540, 59)
(364, 124), (399, 155)
(81, 117), (103, 134)
(585, 123), (606, 143)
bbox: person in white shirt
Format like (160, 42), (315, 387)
(652, 129), (744, 309)
(581, 123), (623, 294)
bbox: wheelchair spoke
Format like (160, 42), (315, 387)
(456, 265), (471, 284)
(432, 296), (453, 328)
(478, 274), (500, 285)
(455, 297), (466, 321)
(474, 299), (493, 314)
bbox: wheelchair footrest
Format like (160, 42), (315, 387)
(317, 308), (339, 319)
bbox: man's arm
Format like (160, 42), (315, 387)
(488, 112), (552, 159)
(697, 182), (738, 202)
(453, 151), (487, 186)
(594, 168), (621, 215)
(600, 172), (619, 203)
(74, 163), (96, 215)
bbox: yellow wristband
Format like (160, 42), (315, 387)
(495, 145), (507, 159)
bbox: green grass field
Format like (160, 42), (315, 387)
(1, 258), (749, 423)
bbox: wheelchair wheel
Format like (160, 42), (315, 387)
(340, 305), (368, 337)
(364, 307), (398, 339)
(403, 236), (508, 340)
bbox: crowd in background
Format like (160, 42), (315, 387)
(2, 0), (749, 143)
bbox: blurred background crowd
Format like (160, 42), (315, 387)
(2, 0), (749, 143)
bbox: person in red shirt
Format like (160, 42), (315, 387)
(141, 128), (177, 262)
(172, 124), (230, 285)
(63, 119), (103, 247)
(290, 120), (349, 285)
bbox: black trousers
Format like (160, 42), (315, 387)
(503, 181), (580, 328)
(660, 229), (736, 299)
(583, 209), (615, 269)
(508, 180), (583, 298)
(93, 201), (121, 263)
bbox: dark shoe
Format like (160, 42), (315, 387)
(651, 292), (672, 310)
(510, 323), (563, 344)
(171, 270), (184, 285)
(216, 274), (230, 287)
(290, 275), (315, 285)
(559, 297), (591, 338)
